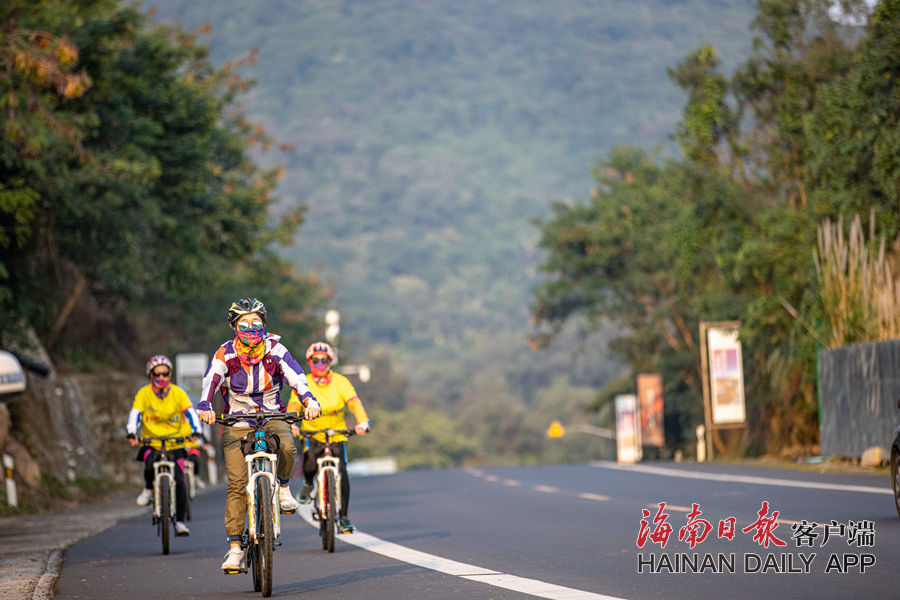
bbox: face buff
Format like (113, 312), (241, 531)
(152, 377), (171, 398)
(234, 326), (267, 365)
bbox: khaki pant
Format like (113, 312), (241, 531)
(222, 420), (296, 538)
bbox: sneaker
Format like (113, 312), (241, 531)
(338, 517), (356, 534)
(136, 488), (153, 506)
(278, 485), (299, 513)
(175, 521), (190, 536)
(221, 547), (245, 572)
(296, 483), (313, 504)
(196, 479), (207, 490)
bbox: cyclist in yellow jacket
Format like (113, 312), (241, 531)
(288, 341), (369, 533)
(126, 354), (200, 537)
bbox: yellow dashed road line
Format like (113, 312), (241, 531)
(466, 470), (607, 502)
(578, 493), (610, 501)
(534, 485), (558, 493)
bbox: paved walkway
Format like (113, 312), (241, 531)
(0, 490), (146, 600)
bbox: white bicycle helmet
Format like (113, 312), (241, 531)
(145, 354), (173, 377)
(305, 341), (335, 362)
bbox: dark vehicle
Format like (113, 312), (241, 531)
(0, 349), (50, 397)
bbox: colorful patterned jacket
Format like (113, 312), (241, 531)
(197, 333), (317, 422)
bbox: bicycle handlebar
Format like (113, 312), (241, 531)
(216, 411), (303, 426)
(138, 435), (192, 446)
(296, 428), (357, 438)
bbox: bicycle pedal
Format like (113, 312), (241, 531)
(223, 568), (246, 575)
(280, 508), (296, 515)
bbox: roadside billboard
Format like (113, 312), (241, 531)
(615, 394), (642, 464)
(636, 373), (664, 448)
(706, 326), (746, 425)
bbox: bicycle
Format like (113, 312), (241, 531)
(217, 411), (301, 597)
(138, 435), (190, 555)
(296, 428), (356, 553)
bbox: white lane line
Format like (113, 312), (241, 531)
(594, 461), (892, 495)
(534, 485), (558, 493)
(504, 479), (522, 487)
(296, 508), (625, 600)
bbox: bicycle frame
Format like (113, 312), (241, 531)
(140, 436), (185, 521)
(217, 412), (302, 547)
(299, 429), (355, 523)
(244, 434), (281, 542)
(138, 434), (189, 555)
(315, 452), (342, 521)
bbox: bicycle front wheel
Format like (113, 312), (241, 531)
(159, 478), (171, 555)
(256, 479), (275, 597)
(323, 470), (336, 553)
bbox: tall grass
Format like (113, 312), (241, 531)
(814, 212), (900, 348)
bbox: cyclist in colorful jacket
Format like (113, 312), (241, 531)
(196, 297), (320, 572)
(127, 354), (201, 537)
(288, 341), (369, 533)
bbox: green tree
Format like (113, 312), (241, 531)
(805, 0), (900, 235)
(1, 1), (320, 365)
(531, 0), (874, 453)
(531, 148), (723, 449)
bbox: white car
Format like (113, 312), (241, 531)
(0, 350), (26, 396)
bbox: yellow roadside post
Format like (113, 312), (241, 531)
(547, 420), (565, 438)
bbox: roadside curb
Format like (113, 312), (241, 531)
(0, 490), (147, 599)
(33, 550), (62, 600)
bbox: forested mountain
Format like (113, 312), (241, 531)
(144, 0), (758, 458)
(7, 0), (888, 466)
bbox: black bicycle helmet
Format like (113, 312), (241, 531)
(227, 297), (267, 328)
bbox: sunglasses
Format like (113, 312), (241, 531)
(151, 371), (171, 378)
(310, 357), (331, 365)
(236, 320), (265, 332)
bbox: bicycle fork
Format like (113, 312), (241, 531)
(315, 455), (342, 520)
(244, 452), (281, 542)
(153, 460), (176, 521)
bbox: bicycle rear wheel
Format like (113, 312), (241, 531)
(257, 479), (275, 597)
(245, 532), (262, 592)
(159, 478), (171, 555)
(249, 537), (260, 591)
(188, 467), (196, 499)
(184, 473), (192, 522)
(323, 471), (336, 553)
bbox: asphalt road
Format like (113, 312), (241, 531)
(51, 462), (899, 599)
